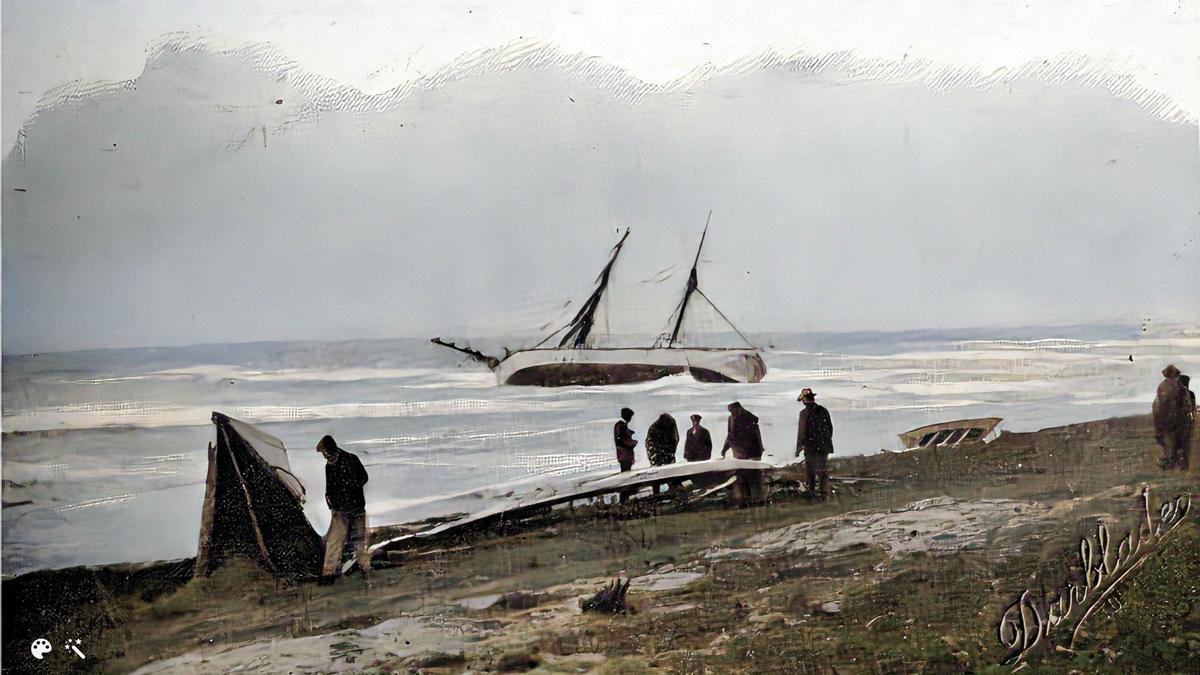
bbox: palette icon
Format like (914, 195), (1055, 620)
(30, 638), (52, 660)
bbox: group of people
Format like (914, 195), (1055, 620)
(613, 409), (716, 470)
(613, 388), (836, 504)
(1154, 364), (1196, 471)
(310, 369), (1193, 585)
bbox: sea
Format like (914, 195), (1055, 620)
(3, 325), (1198, 577)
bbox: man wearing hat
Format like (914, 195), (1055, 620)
(1154, 364), (1193, 470)
(684, 414), (713, 462)
(317, 434), (371, 583)
(614, 408), (638, 472)
(795, 388), (834, 500)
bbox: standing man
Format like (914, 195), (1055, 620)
(795, 388), (834, 500)
(646, 413), (680, 466)
(317, 435), (370, 583)
(721, 402), (765, 460)
(1177, 374), (1195, 470)
(1153, 364), (1192, 470)
(721, 402), (766, 507)
(684, 414), (713, 462)
(614, 408), (638, 472)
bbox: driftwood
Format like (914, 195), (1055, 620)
(581, 578), (632, 614)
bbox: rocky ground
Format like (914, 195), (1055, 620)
(3, 414), (1198, 673)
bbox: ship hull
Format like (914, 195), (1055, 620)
(496, 347), (766, 386)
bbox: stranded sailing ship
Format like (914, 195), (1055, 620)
(432, 217), (767, 386)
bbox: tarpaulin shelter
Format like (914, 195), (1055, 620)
(194, 412), (322, 581)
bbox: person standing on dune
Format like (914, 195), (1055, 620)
(795, 388), (834, 500)
(317, 435), (370, 584)
(1177, 374), (1195, 470)
(1153, 364), (1192, 471)
(721, 402), (766, 507)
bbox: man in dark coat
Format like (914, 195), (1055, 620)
(646, 413), (680, 466)
(684, 414), (713, 462)
(1153, 364), (1192, 470)
(1177, 374), (1195, 470)
(721, 402), (766, 507)
(317, 435), (370, 582)
(614, 408), (637, 472)
(721, 402), (765, 460)
(795, 388), (834, 499)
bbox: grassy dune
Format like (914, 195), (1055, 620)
(2, 414), (1197, 673)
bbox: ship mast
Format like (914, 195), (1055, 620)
(556, 228), (631, 349)
(664, 212), (757, 350)
(667, 212), (711, 347)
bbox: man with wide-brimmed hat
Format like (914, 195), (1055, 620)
(1154, 365), (1193, 470)
(795, 388), (834, 499)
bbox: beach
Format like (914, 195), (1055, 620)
(4, 325), (1198, 576)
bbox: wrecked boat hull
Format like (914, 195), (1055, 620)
(497, 347), (767, 386)
(352, 458), (783, 570)
(197, 413), (322, 581)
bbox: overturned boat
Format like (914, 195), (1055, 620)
(195, 412), (323, 581)
(433, 217), (767, 386)
(897, 417), (1003, 451)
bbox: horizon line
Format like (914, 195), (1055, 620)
(4, 320), (1194, 359)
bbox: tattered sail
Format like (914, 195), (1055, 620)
(194, 412), (322, 581)
(667, 213), (708, 347)
(557, 228), (630, 349)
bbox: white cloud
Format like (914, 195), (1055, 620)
(4, 0), (1198, 146)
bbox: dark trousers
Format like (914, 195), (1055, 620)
(731, 469), (763, 507)
(1160, 427), (1191, 470)
(1161, 422), (1190, 470)
(804, 450), (830, 499)
(1184, 425), (1194, 471)
(619, 460), (633, 472)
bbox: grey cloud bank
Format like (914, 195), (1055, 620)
(3, 42), (1198, 354)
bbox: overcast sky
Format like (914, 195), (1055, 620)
(2, 2), (1198, 354)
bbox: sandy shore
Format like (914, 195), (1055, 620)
(2, 413), (1197, 673)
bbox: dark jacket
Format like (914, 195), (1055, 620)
(1153, 365), (1191, 436)
(325, 449), (369, 513)
(796, 403), (834, 456)
(646, 414), (680, 466)
(723, 409), (764, 460)
(684, 425), (713, 461)
(614, 419), (637, 464)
